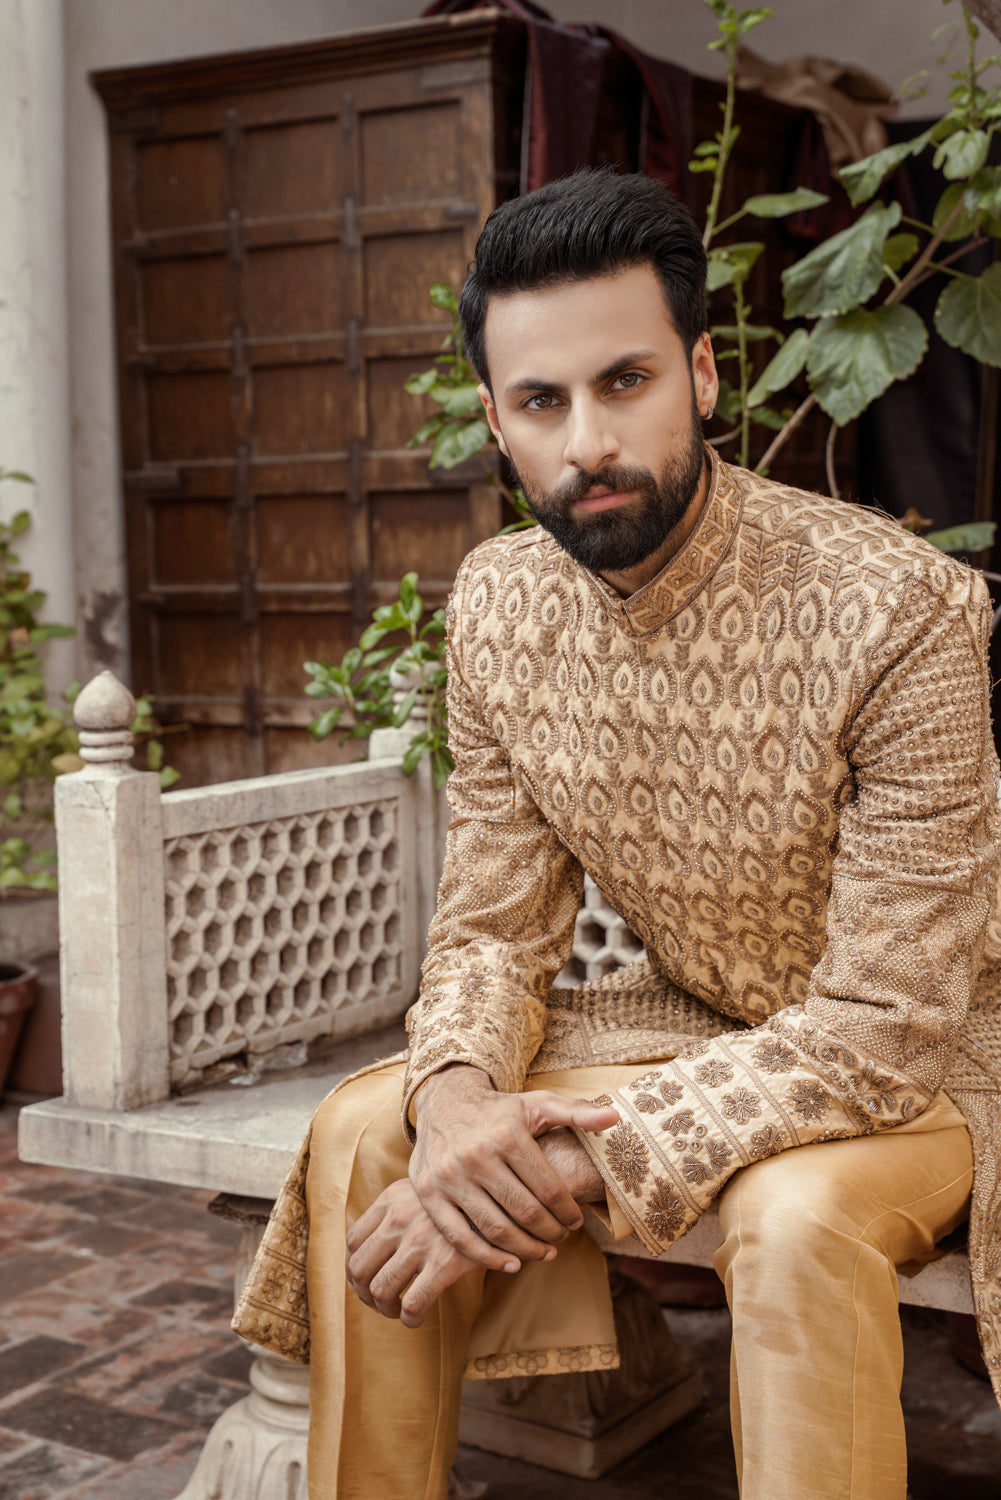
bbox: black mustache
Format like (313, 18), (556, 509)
(551, 466), (656, 509)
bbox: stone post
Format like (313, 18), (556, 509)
(57, 670), (170, 1109)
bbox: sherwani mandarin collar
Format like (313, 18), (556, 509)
(579, 445), (743, 636)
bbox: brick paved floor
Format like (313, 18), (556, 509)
(1, 1100), (999, 1499)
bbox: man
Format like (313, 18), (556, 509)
(236, 169), (1001, 1499)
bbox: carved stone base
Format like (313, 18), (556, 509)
(175, 1343), (310, 1500)
(458, 1266), (703, 1479)
(176, 1219), (310, 1500)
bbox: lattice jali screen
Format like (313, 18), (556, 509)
(163, 797), (409, 1086)
(560, 876), (646, 988)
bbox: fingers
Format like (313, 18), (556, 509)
(420, 1190), (527, 1271)
(399, 1250), (474, 1330)
(522, 1091), (620, 1137)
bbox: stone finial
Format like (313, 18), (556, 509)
(74, 670), (136, 768)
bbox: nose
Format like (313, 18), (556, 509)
(562, 395), (620, 473)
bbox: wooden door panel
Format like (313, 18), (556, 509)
(253, 364), (350, 455)
(138, 135), (228, 230)
(147, 371), (235, 461)
(363, 231), (469, 328)
(151, 499), (238, 587)
(360, 102), (464, 205)
(366, 355), (440, 453)
(142, 255), (231, 345)
(242, 119), (348, 217)
(245, 244), (346, 337)
(156, 614), (246, 697)
(370, 491), (471, 582)
(256, 496), (354, 585)
(260, 613), (357, 697)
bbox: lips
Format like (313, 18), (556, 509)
(574, 489), (635, 515)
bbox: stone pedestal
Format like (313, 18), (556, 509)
(175, 1222), (310, 1500)
(458, 1264), (703, 1479)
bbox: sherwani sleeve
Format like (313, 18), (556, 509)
(575, 570), (1000, 1255)
(401, 564), (585, 1137)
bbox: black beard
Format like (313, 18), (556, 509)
(511, 413), (707, 575)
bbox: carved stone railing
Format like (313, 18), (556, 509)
(56, 672), (428, 1107)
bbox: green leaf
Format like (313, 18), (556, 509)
(806, 305), (928, 425)
(741, 188), (829, 218)
(750, 403), (793, 430)
(398, 573), (418, 616)
(431, 746), (455, 790)
(746, 327), (810, 408)
(431, 418), (491, 469)
(391, 687), (419, 728)
(924, 521), (996, 552)
(358, 622), (390, 651)
(783, 202), (901, 318)
(933, 127), (989, 179)
(402, 732), (430, 776)
(432, 383), (483, 417)
(10, 510), (32, 535)
(429, 283), (458, 312)
(310, 708), (344, 741)
(711, 324), (782, 343)
(934, 166), (1001, 241)
(404, 369), (439, 395)
(159, 766), (181, 790)
(146, 739), (164, 771)
(689, 158), (718, 175)
(882, 233), (920, 272)
(692, 140), (719, 158)
(706, 242), (763, 292)
(839, 130), (933, 205)
(407, 413), (449, 448)
(935, 264), (1001, 366)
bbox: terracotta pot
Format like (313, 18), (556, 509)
(0, 962), (39, 1099)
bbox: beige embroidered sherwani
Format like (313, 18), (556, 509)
(236, 450), (1001, 1417)
(400, 449), (1001, 1404)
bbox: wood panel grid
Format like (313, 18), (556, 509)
(96, 16), (524, 785)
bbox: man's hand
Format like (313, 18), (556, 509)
(409, 1064), (618, 1272)
(347, 1127), (607, 1327)
(345, 1178), (477, 1329)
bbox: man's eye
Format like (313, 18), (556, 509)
(524, 393), (557, 410)
(613, 372), (644, 390)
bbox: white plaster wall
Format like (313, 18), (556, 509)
(63, 0), (996, 683)
(0, 0), (75, 691)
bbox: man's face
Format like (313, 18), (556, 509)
(477, 265), (719, 584)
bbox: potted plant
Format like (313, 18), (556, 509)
(0, 467), (176, 1095)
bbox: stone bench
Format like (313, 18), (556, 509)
(17, 671), (975, 1494)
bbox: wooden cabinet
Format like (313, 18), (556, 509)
(95, 13), (841, 787)
(94, 14), (524, 785)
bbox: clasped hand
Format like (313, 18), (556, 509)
(345, 1065), (618, 1327)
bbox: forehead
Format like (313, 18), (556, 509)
(483, 265), (683, 391)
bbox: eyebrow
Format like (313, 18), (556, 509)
(503, 349), (661, 401)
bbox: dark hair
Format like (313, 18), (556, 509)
(459, 168), (708, 386)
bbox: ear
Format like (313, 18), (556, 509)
(477, 382), (510, 458)
(691, 333), (719, 419)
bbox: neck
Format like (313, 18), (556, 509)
(598, 449), (713, 598)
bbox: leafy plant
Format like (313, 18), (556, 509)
(405, 283), (536, 532)
(0, 468), (178, 893)
(305, 573), (453, 789)
(698, 0), (1001, 487)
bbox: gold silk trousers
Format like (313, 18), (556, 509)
(302, 1060), (971, 1500)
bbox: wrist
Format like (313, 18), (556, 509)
(412, 1063), (493, 1119)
